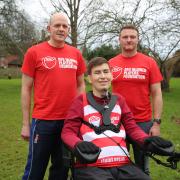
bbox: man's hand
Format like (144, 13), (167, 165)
(75, 141), (100, 154)
(74, 141), (101, 164)
(145, 136), (172, 148)
(144, 136), (174, 156)
(149, 123), (160, 136)
(21, 124), (30, 141)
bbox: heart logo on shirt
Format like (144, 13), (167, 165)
(111, 66), (123, 79)
(42, 56), (57, 69)
(89, 116), (100, 126)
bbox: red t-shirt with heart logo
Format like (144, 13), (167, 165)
(109, 53), (163, 122)
(22, 42), (86, 120)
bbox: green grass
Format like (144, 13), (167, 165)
(0, 78), (180, 179)
(150, 78), (180, 179)
(0, 67), (21, 79)
(0, 79), (26, 180)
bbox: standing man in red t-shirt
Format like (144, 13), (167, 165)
(109, 24), (163, 175)
(21, 12), (86, 180)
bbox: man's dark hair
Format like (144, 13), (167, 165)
(120, 24), (139, 36)
(87, 57), (109, 75)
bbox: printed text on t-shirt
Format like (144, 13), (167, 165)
(42, 56), (77, 69)
(123, 68), (146, 79)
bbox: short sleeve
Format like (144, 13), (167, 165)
(21, 48), (36, 77)
(76, 51), (86, 76)
(149, 58), (163, 84)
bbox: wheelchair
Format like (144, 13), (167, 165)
(63, 143), (180, 180)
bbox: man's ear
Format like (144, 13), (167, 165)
(118, 36), (121, 46)
(47, 25), (50, 33)
(68, 26), (71, 34)
(88, 75), (92, 84)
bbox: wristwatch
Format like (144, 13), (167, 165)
(153, 118), (161, 124)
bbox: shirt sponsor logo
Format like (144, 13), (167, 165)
(100, 156), (126, 163)
(89, 116), (100, 127)
(42, 56), (77, 70)
(42, 56), (56, 69)
(111, 116), (119, 125)
(58, 58), (77, 69)
(112, 66), (147, 80)
(111, 66), (123, 79)
(123, 68), (146, 79)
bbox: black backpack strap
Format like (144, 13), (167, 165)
(87, 92), (117, 125)
(87, 92), (104, 112)
(103, 95), (117, 125)
(82, 119), (121, 135)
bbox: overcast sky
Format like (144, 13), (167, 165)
(16, 0), (179, 56)
(17, 0), (53, 28)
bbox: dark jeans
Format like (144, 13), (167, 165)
(74, 164), (151, 180)
(128, 121), (153, 175)
(22, 119), (69, 180)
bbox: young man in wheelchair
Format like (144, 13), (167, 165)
(61, 57), (173, 180)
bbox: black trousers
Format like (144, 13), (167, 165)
(126, 121), (153, 175)
(74, 164), (151, 180)
(22, 119), (69, 180)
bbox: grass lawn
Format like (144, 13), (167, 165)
(0, 78), (180, 179)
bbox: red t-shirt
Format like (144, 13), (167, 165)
(109, 52), (163, 122)
(21, 42), (86, 120)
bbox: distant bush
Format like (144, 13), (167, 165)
(0, 67), (21, 79)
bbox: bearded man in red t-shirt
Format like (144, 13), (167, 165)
(20, 12), (86, 180)
(109, 24), (163, 175)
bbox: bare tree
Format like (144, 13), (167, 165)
(140, 0), (180, 90)
(40, 0), (104, 48)
(92, 0), (180, 91)
(169, 0), (180, 10)
(0, 0), (39, 61)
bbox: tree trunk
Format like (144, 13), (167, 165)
(160, 63), (170, 92)
(161, 79), (170, 92)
